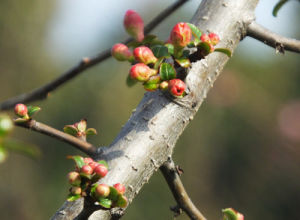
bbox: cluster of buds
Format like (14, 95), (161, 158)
(63, 119), (97, 141)
(67, 155), (127, 209)
(111, 10), (230, 98)
(222, 208), (244, 220)
(14, 103), (41, 123)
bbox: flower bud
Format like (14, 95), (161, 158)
(84, 157), (94, 165)
(81, 165), (93, 175)
(133, 46), (157, 64)
(208, 33), (220, 45)
(88, 161), (99, 170)
(200, 33), (210, 43)
(222, 208), (244, 220)
(94, 164), (108, 178)
(70, 186), (82, 195)
(159, 81), (169, 90)
(170, 22), (192, 48)
(111, 43), (133, 61)
(14, 104), (28, 117)
(95, 184), (110, 197)
(113, 183), (126, 195)
(68, 171), (81, 186)
(130, 63), (157, 82)
(168, 79), (186, 97)
(124, 10), (144, 42)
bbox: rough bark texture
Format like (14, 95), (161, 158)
(51, 0), (259, 219)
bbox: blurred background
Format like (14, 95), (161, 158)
(0, 0), (299, 219)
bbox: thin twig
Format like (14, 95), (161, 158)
(0, 0), (189, 110)
(160, 159), (206, 220)
(247, 21), (300, 54)
(15, 119), (97, 156)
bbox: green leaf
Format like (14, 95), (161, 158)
(214, 48), (232, 57)
(0, 114), (13, 137)
(222, 208), (239, 220)
(142, 34), (157, 45)
(126, 74), (137, 87)
(97, 160), (109, 169)
(164, 43), (174, 55)
(143, 82), (159, 91)
(159, 63), (176, 81)
(272, 0), (288, 17)
(115, 195), (128, 208)
(67, 155), (85, 169)
(187, 23), (202, 39)
(98, 197), (112, 209)
(67, 194), (81, 202)
(85, 128), (97, 136)
(0, 145), (8, 164)
(126, 40), (141, 48)
(175, 58), (191, 68)
(108, 186), (119, 201)
(197, 42), (211, 55)
(151, 45), (169, 58)
(153, 57), (164, 70)
(27, 106), (41, 117)
(14, 118), (29, 124)
(90, 183), (98, 197)
(79, 172), (92, 180)
(63, 125), (78, 137)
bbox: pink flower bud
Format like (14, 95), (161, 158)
(88, 161), (99, 170)
(170, 22), (192, 48)
(114, 183), (126, 194)
(133, 46), (157, 64)
(111, 43), (133, 61)
(200, 33), (210, 43)
(70, 186), (82, 195)
(124, 10), (144, 42)
(168, 79), (186, 97)
(237, 213), (244, 220)
(95, 184), (110, 197)
(14, 104), (28, 117)
(83, 157), (94, 165)
(67, 171), (81, 186)
(94, 164), (108, 178)
(208, 33), (220, 45)
(130, 63), (157, 82)
(81, 165), (93, 175)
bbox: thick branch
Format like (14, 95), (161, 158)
(15, 120), (97, 156)
(160, 159), (206, 220)
(0, 0), (188, 111)
(247, 21), (300, 53)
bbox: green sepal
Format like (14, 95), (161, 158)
(272, 0), (288, 17)
(165, 43), (174, 55)
(214, 48), (232, 57)
(187, 23), (202, 40)
(85, 128), (97, 136)
(115, 195), (128, 208)
(67, 194), (81, 202)
(197, 42), (212, 55)
(126, 74), (137, 87)
(0, 114), (13, 137)
(97, 160), (109, 169)
(67, 155), (85, 169)
(108, 186), (119, 202)
(154, 57), (164, 70)
(63, 125), (78, 137)
(98, 197), (112, 208)
(175, 58), (191, 68)
(222, 208), (238, 220)
(27, 106), (41, 117)
(151, 45), (170, 58)
(159, 63), (176, 81)
(77, 119), (87, 132)
(79, 172), (92, 180)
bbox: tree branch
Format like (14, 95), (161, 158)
(247, 21), (300, 54)
(160, 159), (206, 220)
(0, 0), (189, 111)
(15, 120), (97, 156)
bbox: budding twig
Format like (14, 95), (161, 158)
(0, 0), (189, 110)
(247, 21), (300, 54)
(160, 159), (206, 220)
(14, 120), (97, 156)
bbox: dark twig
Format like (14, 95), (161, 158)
(0, 0), (189, 110)
(15, 120), (97, 156)
(247, 21), (300, 54)
(160, 159), (206, 220)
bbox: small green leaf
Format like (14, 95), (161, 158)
(154, 57), (164, 70)
(142, 34), (157, 45)
(97, 160), (109, 169)
(0, 114), (13, 137)
(175, 58), (191, 68)
(98, 197), (112, 208)
(67, 155), (85, 169)
(63, 125), (78, 137)
(272, 0), (288, 17)
(222, 208), (243, 220)
(214, 48), (232, 57)
(165, 43), (174, 55)
(27, 106), (41, 117)
(197, 42), (211, 55)
(67, 194), (81, 202)
(187, 23), (202, 39)
(126, 40), (141, 48)
(143, 82), (159, 91)
(159, 63), (176, 81)
(0, 145), (8, 164)
(85, 128), (97, 136)
(151, 45), (169, 58)
(126, 74), (137, 87)
(108, 186), (119, 201)
(77, 119), (87, 132)
(90, 183), (98, 197)
(115, 195), (128, 208)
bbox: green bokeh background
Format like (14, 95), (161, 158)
(0, 0), (299, 219)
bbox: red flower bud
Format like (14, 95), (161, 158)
(70, 186), (82, 195)
(81, 165), (93, 175)
(113, 183), (126, 195)
(94, 164), (108, 178)
(130, 63), (157, 82)
(14, 104), (28, 117)
(88, 161), (99, 170)
(133, 46), (157, 64)
(170, 22), (192, 48)
(124, 10), (144, 42)
(67, 171), (81, 186)
(84, 157), (94, 165)
(111, 43), (133, 61)
(200, 33), (210, 43)
(168, 79), (186, 97)
(95, 184), (110, 197)
(208, 33), (220, 45)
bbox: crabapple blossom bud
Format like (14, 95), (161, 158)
(71, 186), (82, 195)
(14, 104), (28, 117)
(111, 43), (133, 61)
(94, 164), (108, 178)
(208, 33), (220, 45)
(88, 161), (99, 170)
(95, 184), (110, 197)
(81, 165), (93, 175)
(168, 79), (186, 97)
(83, 157), (94, 165)
(113, 183), (126, 195)
(68, 171), (81, 186)
(133, 46), (157, 64)
(130, 63), (157, 82)
(124, 10), (144, 42)
(170, 22), (192, 48)
(200, 33), (210, 43)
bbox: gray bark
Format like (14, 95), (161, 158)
(51, 0), (259, 219)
